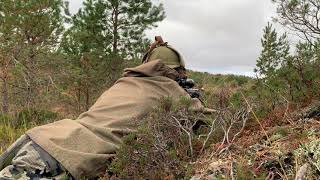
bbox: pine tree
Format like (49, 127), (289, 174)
(59, 0), (165, 112)
(254, 23), (290, 108)
(102, 0), (165, 55)
(255, 22), (320, 102)
(67, 0), (165, 58)
(255, 23), (290, 78)
(0, 0), (67, 108)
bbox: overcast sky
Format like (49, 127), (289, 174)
(69, 0), (277, 76)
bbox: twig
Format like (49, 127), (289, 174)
(266, 171), (275, 180)
(263, 82), (294, 125)
(278, 157), (289, 180)
(240, 91), (271, 145)
(230, 160), (237, 180)
(200, 117), (217, 154)
(231, 110), (249, 143)
(215, 108), (249, 155)
(226, 117), (235, 144)
(171, 115), (193, 157)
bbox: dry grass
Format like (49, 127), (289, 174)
(0, 123), (26, 154)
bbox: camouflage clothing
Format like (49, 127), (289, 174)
(0, 136), (67, 180)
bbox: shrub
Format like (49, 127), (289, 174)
(109, 96), (250, 179)
(109, 97), (216, 179)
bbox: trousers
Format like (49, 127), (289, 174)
(0, 135), (68, 180)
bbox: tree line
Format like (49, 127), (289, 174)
(0, 0), (165, 115)
(1, 0), (319, 119)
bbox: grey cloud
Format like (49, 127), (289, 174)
(69, 0), (277, 76)
(69, 0), (83, 14)
(147, 0), (277, 76)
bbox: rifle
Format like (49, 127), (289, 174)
(176, 78), (202, 99)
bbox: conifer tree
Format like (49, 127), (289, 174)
(102, 0), (165, 55)
(0, 0), (67, 108)
(60, 0), (165, 111)
(255, 23), (290, 78)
